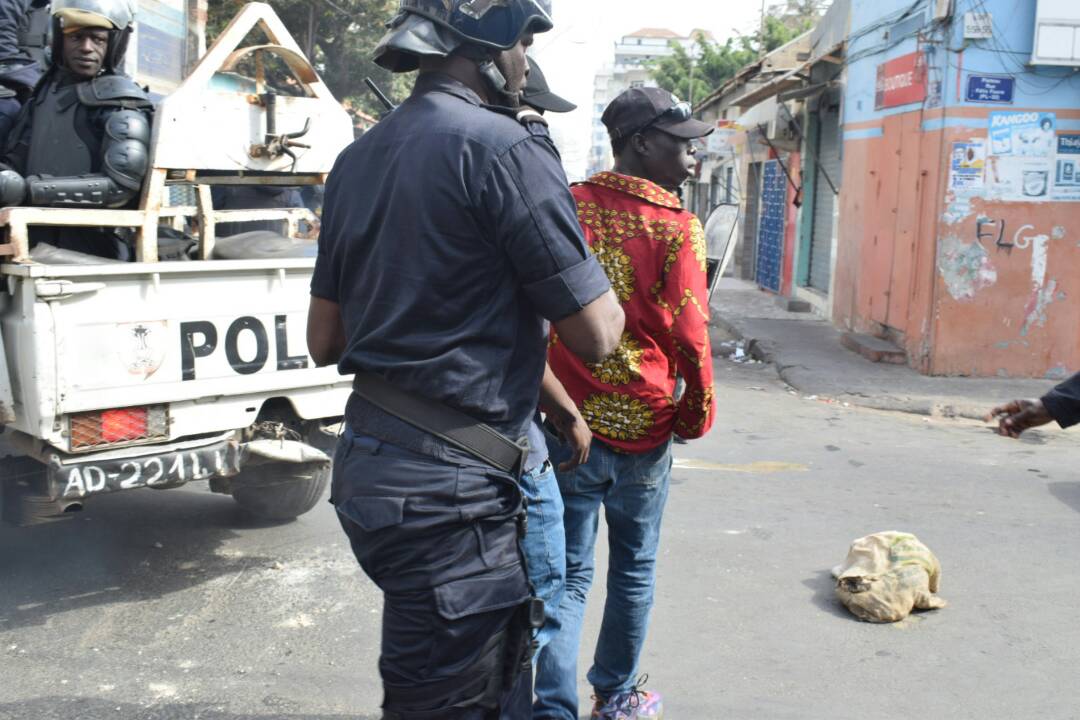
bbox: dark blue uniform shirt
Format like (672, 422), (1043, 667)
(312, 73), (610, 464)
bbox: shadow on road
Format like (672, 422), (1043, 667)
(0, 697), (374, 720)
(0, 486), (281, 632)
(801, 569), (854, 621)
(1048, 482), (1080, 515)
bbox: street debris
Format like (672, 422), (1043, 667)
(832, 532), (947, 623)
(718, 340), (763, 365)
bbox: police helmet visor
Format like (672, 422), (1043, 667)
(400, 0), (553, 50)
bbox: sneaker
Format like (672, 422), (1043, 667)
(590, 676), (663, 720)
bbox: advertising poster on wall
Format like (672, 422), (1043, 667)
(1054, 134), (1080, 201)
(987, 111), (1056, 202)
(949, 140), (986, 191)
(989, 111), (1056, 157)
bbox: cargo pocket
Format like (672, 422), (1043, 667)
(335, 495), (406, 532)
(433, 563), (530, 621)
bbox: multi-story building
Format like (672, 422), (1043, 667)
(588, 28), (713, 177)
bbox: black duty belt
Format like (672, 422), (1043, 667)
(352, 372), (529, 478)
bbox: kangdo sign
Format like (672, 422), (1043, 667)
(875, 52), (928, 110)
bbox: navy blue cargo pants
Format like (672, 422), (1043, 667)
(332, 427), (533, 719)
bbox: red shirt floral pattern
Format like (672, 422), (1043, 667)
(548, 171), (715, 452)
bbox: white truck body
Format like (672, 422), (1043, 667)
(0, 3), (355, 524)
(0, 259), (349, 450)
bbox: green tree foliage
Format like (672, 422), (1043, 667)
(207, 0), (410, 118)
(650, 0), (829, 104)
(649, 37), (757, 105)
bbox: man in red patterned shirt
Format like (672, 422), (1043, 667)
(535, 88), (716, 720)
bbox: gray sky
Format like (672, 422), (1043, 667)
(533, 0), (776, 180)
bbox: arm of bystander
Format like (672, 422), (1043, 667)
(659, 216), (715, 440)
(539, 362), (591, 470)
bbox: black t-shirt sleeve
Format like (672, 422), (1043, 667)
(310, 235), (338, 302)
(1042, 372), (1080, 429)
(310, 155), (342, 303)
(482, 135), (610, 322)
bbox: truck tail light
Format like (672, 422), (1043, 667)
(69, 406), (168, 450)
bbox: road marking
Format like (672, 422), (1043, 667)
(673, 459), (809, 474)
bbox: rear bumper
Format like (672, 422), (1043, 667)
(45, 433), (242, 501)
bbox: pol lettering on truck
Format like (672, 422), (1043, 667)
(180, 315), (311, 381)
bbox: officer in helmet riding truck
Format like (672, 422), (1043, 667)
(307, 0), (624, 717)
(0, 0), (152, 261)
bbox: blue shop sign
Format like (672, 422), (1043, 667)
(966, 74), (1015, 104)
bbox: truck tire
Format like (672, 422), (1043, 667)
(230, 461), (329, 521)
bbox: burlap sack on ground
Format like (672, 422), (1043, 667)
(832, 532), (947, 623)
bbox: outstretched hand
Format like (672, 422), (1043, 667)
(987, 399), (1053, 438)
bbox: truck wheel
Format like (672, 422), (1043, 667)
(230, 462), (329, 521)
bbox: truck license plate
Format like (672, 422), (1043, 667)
(50, 441), (240, 500)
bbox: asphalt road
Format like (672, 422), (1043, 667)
(2, 359), (1079, 719)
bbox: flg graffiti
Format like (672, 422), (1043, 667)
(975, 217), (1052, 253)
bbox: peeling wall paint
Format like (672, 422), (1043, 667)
(1020, 235), (1058, 336)
(942, 190), (977, 225)
(937, 234), (998, 300)
(1021, 279), (1059, 336)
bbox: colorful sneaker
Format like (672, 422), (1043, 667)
(590, 676), (663, 720)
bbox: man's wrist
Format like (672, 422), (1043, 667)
(1039, 393), (1071, 428)
(547, 403), (580, 432)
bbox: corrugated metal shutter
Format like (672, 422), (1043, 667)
(740, 162), (762, 281)
(809, 104), (841, 292)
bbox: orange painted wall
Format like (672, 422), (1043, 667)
(835, 108), (1080, 378)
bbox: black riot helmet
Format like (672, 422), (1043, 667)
(399, 0), (552, 50)
(375, 0), (553, 73)
(49, 0), (137, 75)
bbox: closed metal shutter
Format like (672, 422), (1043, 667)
(809, 104), (841, 292)
(740, 162), (762, 281)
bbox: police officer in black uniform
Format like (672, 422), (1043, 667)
(307, 1), (624, 717)
(0, 0), (49, 142)
(0, 0), (152, 260)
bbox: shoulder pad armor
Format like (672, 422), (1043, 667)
(77, 75), (153, 110)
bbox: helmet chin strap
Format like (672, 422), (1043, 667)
(477, 59), (519, 107)
(458, 44), (518, 107)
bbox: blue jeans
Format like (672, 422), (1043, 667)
(533, 437), (673, 719)
(520, 460), (567, 655)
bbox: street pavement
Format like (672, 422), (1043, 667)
(710, 277), (1053, 420)
(2, 358), (1080, 719)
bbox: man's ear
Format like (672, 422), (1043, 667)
(630, 133), (650, 157)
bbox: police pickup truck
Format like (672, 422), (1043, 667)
(0, 3), (355, 525)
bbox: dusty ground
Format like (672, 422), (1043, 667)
(2, 359), (1079, 719)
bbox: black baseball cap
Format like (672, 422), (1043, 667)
(522, 56), (576, 113)
(602, 86), (712, 141)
